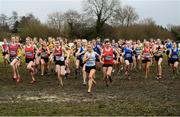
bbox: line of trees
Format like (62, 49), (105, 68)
(0, 0), (179, 41)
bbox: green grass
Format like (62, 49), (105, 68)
(0, 52), (180, 115)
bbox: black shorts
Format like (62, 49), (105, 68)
(169, 59), (179, 64)
(25, 58), (34, 64)
(85, 66), (96, 73)
(10, 57), (16, 62)
(64, 57), (67, 61)
(135, 55), (140, 59)
(142, 59), (151, 64)
(154, 55), (163, 61)
(125, 58), (133, 63)
(103, 64), (113, 68)
(166, 50), (170, 56)
(118, 56), (123, 62)
(41, 57), (49, 63)
(10, 56), (21, 62)
(80, 60), (84, 67)
(55, 60), (65, 66)
(96, 58), (100, 62)
(2, 52), (8, 56)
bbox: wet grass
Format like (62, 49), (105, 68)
(0, 58), (180, 116)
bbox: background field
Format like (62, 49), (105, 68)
(0, 54), (180, 116)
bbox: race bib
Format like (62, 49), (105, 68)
(41, 52), (47, 57)
(172, 55), (178, 59)
(105, 56), (112, 61)
(55, 56), (64, 61)
(26, 52), (33, 57)
(125, 53), (132, 58)
(136, 49), (141, 55)
(87, 60), (94, 66)
(10, 51), (16, 56)
(144, 53), (150, 59)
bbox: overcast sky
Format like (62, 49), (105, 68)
(0, 0), (179, 27)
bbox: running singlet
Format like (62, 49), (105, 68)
(48, 43), (54, 52)
(2, 43), (8, 52)
(54, 47), (64, 61)
(25, 45), (35, 59)
(124, 47), (133, 59)
(166, 43), (173, 50)
(40, 48), (49, 58)
(154, 45), (163, 56)
(79, 47), (85, 60)
(85, 51), (96, 67)
(142, 48), (151, 60)
(170, 48), (179, 60)
(9, 44), (19, 57)
(103, 48), (114, 65)
(93, 44), (101, 55)
(135, 47), (142, 56)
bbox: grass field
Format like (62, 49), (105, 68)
(0, 54), (180, 116)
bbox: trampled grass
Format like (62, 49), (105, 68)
(0, 55), (180, 116)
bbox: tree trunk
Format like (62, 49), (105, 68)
(96, 18), (104, 37)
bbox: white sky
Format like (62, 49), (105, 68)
(0, 0), (180, 27)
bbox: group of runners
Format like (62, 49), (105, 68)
(1, 36), (179, 93)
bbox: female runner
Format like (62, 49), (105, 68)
(169, 42), (179, 78)
(83, 44), (100, 93)
(53, 39), (69, 87)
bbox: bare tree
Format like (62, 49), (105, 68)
(63, 10), (81, 38)
(124, 5), (139, 27)
(8, 11), (18, 28)
(139, 18), (156, 25)
(64, 10), (81, 31)
(113, 7), (127, 26)
(47, 12), (64, 33)
(83, 0), (120, 36)
(0, 13), (8, 26)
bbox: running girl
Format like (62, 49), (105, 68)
(38, 41), (50, 76)
(122, 41), (133, 79)
(53, 40), (69, 87)
(101, 39), (117, 87)
(141, 41), (152, 78)
(24, 37), (37, 84)
(169, 42), (179, 78)
(1, 38), (9, 66)
(83, 44), (100, 93)
(9, 36), (21, 83)
(153, 39), (164, 79)
(134, 40), (143, 70)
(75, 39), (87, 85)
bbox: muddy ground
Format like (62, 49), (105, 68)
(0, 62), (180, 116)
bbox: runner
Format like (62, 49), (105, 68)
(24, 37), (37, 84)
(75, 39), (87, 85)
(169, 42), (179, 78)
(141, 41), (152, 78)
(47, 37), (55, 73)
(101, 39), (117, 87)
(9, 36), (21, 83)
(38, 40), (50, 76)
(92, 38), (102, 71)
(83, 44), (100, 93)
(153, 39), (164, 79)
(117, 39), (124, 74)
(165, 39), (173, 65)
(134, 40), (143, 70)
(1, 38), (9, 66)
(34, 38), (43, 74)
(53, 39), (68, 87)
(74, 40), (81, 79)
(122, 41), (133, 79)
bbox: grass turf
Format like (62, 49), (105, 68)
(0, 52), (180, 115)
